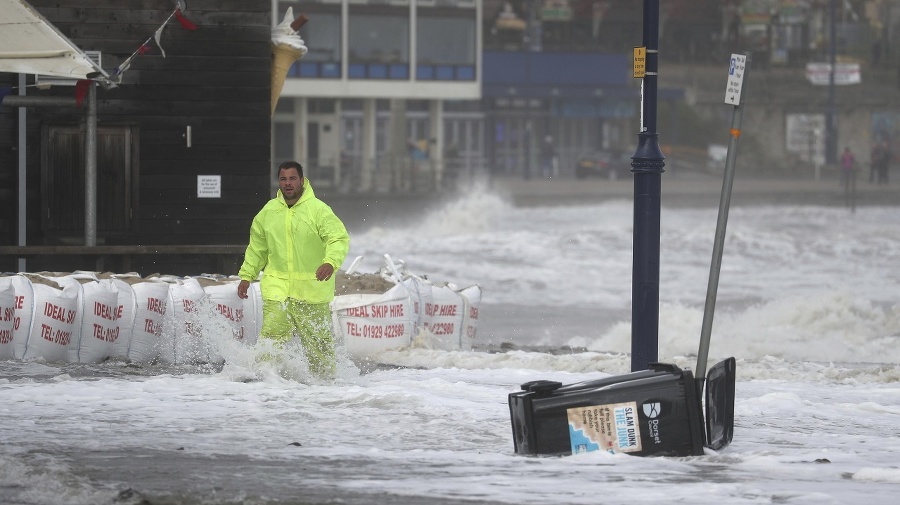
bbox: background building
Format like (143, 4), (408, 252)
(275, 0), (665, 190)
(273, 0), (481, 193)
(278, 0), (900, 190)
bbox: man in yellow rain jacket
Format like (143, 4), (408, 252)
(237, 161), (350, 377)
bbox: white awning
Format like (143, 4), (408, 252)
(0, 0), (107, 80)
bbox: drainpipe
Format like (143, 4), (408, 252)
(84, 81), (98, 246)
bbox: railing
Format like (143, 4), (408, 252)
(319, 154), (490, 194)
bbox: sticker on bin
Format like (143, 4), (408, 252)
(567, 402), (643, 455)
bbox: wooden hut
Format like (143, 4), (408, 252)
(0, 0), (272, 275)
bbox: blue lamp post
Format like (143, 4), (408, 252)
(631, 0), (665, 372)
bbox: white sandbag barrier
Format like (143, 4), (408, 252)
(333, 255), (482, 360)
(0, 256), (481, 365)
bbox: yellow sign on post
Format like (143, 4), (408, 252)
(633, 46), (646, 78)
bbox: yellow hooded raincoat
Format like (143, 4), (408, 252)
(238, 180), (349, 303)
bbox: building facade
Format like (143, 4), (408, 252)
(275, 0), (900, 189)
(274, 0), (649, 191)
(273, 0), (482, 192)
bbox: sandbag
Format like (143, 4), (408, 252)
(197, 276), (261, 346)
(376, 257), (432, 335)
(458, 285), (482, 351)
(419, 283), (467, 350)
(0, 279), (16, 358)
(332, 282), (415, 360)
(101, 275), (137, 361)
(1, 274), (36, 360)
(10, 274), (80, 362)
(54, 274), (125, 363)
(402, 276), (432, 334)
(122, 277), (170, 363)
(159, 276), (213, 365)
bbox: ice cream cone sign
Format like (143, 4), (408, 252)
(271, 7), (309, 115)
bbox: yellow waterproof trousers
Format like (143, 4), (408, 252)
(260, 299), (335, 378)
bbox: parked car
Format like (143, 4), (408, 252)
(575, 150), (624, 179)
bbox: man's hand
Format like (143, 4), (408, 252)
(315, 263), (335, 281)
(237, 280), (250, 299)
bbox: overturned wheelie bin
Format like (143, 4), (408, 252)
(508, 358), (735, 457)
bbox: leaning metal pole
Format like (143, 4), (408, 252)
(697, 54), (752, 381)
(630, 0), (665, 372)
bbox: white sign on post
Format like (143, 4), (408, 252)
(725, 54), (746, 106)
(785, 113), (826, 168)
(197, 175), (221, 198)
(805, 63), (861, 85)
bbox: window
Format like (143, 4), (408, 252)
(349, 6), (409, 79)
(417, 13), (476, 65)
(274, 122), (295, 161)
(279, 2), (341, 78)
(301, 13), (341, 64)
(417, 8), (476, 80)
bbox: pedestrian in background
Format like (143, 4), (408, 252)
(877, 140), (891, 185)
(540, 135), (557, 178)
(869, 141), (882, 184)
(840, 146), (857, 211)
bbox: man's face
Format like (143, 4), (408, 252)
(279, 167), (303, 201)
